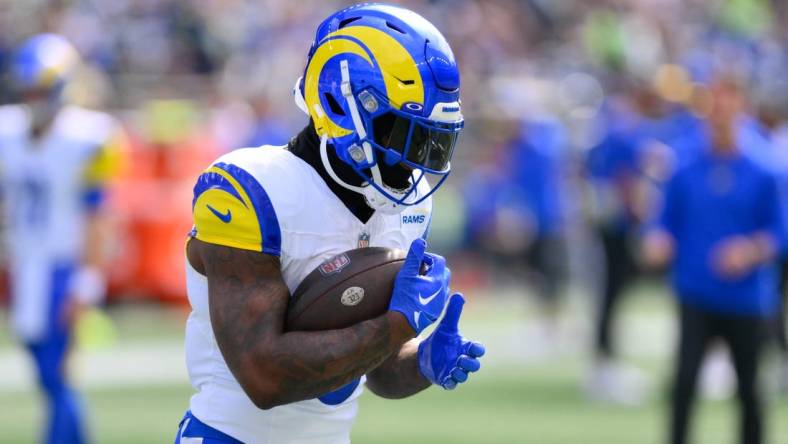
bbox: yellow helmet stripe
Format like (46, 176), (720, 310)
(304, 25), (426, 139)
(328, 26), (424, 109)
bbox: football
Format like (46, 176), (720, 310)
(285, 247), (407, 331)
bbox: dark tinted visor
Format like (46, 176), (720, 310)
(372, 112), (458, 172)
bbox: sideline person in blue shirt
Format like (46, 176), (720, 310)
(584, 85), (703, 403)
(462, 117), (568, 320)
(505, 118), (568, 309)
(738, 108), (788, 390)
(643, 78), (783, 444)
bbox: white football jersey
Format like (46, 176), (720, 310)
(185, 146), (432, 444)
(0, 104), (119, 341)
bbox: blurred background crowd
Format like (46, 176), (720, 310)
(2, 0), (788, 443)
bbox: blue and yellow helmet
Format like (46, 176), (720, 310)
(11, 33), (79, 93)
(294, 3), (463, 211)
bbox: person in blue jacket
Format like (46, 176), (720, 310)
(462, 117), (568, 340)
(505, 118), (568, 311)
(584, 84), (703, 403)
(643, 77), (783, 444)
(738, 102), (788, 392)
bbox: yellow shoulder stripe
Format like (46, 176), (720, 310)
(191, 162), (281, 255)
(83, 129), (127, 187)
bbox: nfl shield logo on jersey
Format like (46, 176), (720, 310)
(358, 232), (370, 248)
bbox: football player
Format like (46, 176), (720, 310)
(0, 34), (122, 444)
(176, 4), (485, 443)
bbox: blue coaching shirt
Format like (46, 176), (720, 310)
(660, 151), (783, 317)
(508, 119), (567, 236)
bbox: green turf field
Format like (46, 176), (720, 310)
(1, 363), (786, 444)
(1, 285), (787, 443)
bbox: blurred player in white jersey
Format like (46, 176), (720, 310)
(176, 4), (485, 443)
(0, 34), (122, 444)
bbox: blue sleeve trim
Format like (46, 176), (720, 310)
(180, 411), (243, 443)
(318, 378), (360, 405)
(82, 187), (106, 212)
(215, 162), (282, 256)
(192, 170), (246, 210)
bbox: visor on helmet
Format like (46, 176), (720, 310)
(371, 110), (460, 173)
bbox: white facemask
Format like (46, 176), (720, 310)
(318, 134), (413, 215)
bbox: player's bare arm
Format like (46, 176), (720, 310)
(189, 238), (414, 409)
(66, 125), (124, 326)
(368, 292), (485, 397)
(63, 212), (108, 326)
(365, 340), (429, 399)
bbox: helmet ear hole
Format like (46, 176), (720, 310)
(324, 92), (346, 116)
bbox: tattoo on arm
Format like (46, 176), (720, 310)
(192, 239), (413, 409)
(365, 339), (431, 399)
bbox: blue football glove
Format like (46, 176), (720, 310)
(389, 238), (451, 334)
(418, 293), (485, 390)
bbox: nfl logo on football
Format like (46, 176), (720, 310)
(318, 253), (351, 276)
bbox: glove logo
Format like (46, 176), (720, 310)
(418, 287), (442, 305)
(340, 286), (365, 306)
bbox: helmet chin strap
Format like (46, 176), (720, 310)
(319, 133), (365, 194)
(318, 134), (409, 215)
